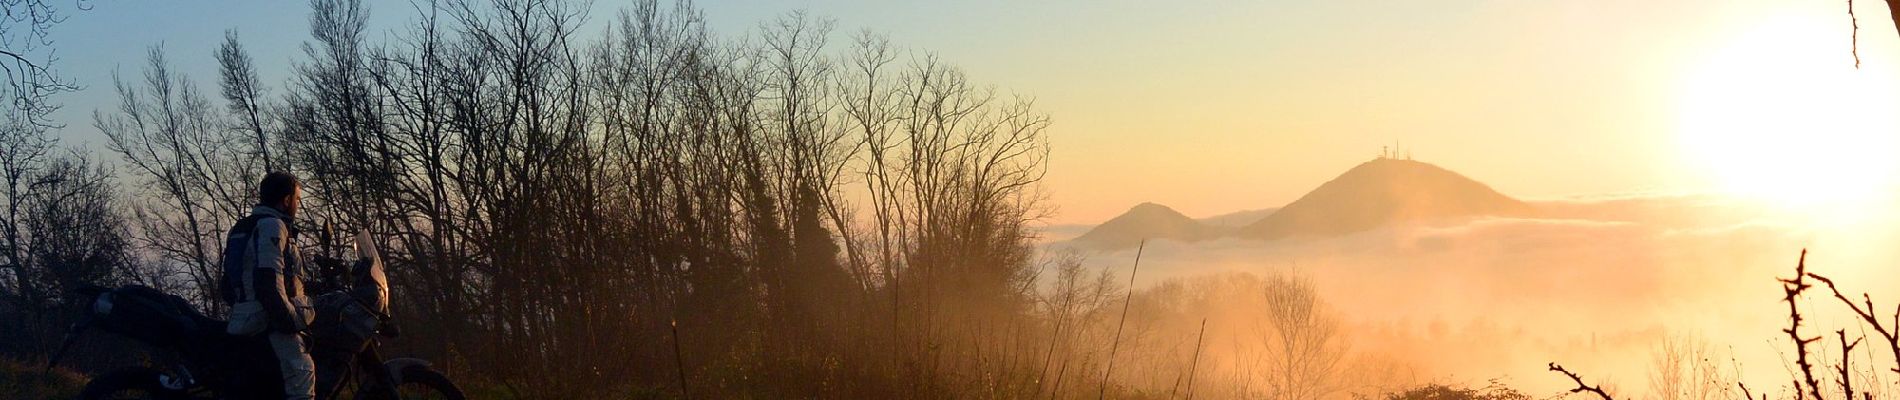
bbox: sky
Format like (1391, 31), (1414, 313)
(38, 1), (1900, 393)
(41, 0), (1900, 225)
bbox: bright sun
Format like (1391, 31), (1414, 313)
(1677, 15), (1900, 210)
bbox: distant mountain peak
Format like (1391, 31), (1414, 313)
(1238, 158), (1529, 239)
(1061, 158), (1530, 249)
(1125, 202), (1182, 216)
(1070, 202), (1209, 249)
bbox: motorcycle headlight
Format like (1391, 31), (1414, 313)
(91, 293), (114, 315)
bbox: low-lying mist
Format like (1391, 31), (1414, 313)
(1044, 193), (1900, 397)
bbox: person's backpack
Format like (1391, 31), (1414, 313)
(220, 213), (314, 335)
(219, 214), (268, 306)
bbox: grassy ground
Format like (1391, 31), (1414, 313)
(0, 354), (681, 400)
(0, 356), (85, 399)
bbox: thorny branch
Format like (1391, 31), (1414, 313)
(1781, 250), (1825, 400)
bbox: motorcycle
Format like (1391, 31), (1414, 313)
(52, 229), (464, 400)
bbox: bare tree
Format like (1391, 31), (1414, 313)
(0, 151), (139, 358)
(0, 113), (50, 300)
(0, 0), (76, 314)
(1648, 334), (1728, 400)
(1032, 251), (1120, 398)
(97, 46), (256, 309)
(216, 29), (275, 172)
(44, 1), (1066, 396)
(1260, 271), (1346, 400)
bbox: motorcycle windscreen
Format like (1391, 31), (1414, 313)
(351, 229), (390, 315)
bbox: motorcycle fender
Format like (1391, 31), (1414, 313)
(383, 358), (434, 383)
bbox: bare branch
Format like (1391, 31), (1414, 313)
(1839, 330), (1862, 399)
(1851, 0), (1862, 68)
(1549, 362), (1614, 400)
(1809, 270), (1900, 375)
(1781, 249), (1825, 400)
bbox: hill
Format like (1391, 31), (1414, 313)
(1070, 202), (1210, 249)
(1238, 158), (1530, 239)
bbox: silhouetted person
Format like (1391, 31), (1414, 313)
(224, 172), (316, 400)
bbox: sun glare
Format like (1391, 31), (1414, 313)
(1677, 16), (1900, 211)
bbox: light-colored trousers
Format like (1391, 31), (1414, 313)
(268, 332), (316, 400)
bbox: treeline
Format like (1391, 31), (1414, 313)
(0, 1), (1427, 398)
(4, 0), (1063, 396)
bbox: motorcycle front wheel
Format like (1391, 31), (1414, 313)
(353, 365), (465, 400)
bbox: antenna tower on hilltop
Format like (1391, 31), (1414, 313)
(1379, 141), (1416, 160)
(1392, 141), (1413, 160)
